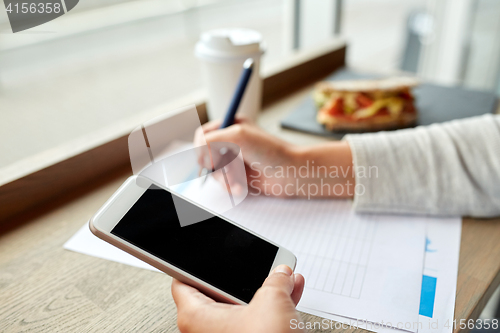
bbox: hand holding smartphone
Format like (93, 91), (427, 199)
(171, 264), (305, 333)
(89, 176), (297, 304)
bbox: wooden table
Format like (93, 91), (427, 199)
(1, 87), (500, 333)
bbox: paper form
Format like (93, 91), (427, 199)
(303, 218), (461, 333)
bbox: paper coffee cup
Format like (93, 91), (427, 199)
(195, 28), (265, 121)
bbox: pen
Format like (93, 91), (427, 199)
(200, 58), (254, 183)
(220, 58), (254, 129)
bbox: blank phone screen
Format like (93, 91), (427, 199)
(111, 186), (278, 303)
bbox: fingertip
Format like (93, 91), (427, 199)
(262, 265), (295, 296)
(171, 278), (193, 299)
(294, 273), (305, 288)
(171, 278), (183, 291)
(291, 274), (305, 306)
(171, 278), (186, 306)
(271, 264), (293, 276)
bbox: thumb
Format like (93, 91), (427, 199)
(248, 265), (303, 329)
(261, 265), (295, 295)
(260, 265), (305, 306)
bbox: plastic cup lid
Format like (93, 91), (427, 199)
(195, 28), (265, 61)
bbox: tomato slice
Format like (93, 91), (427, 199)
(326, 98), (344, 116)
(356, 93), (373, 108)
(377, 107), (390, 116)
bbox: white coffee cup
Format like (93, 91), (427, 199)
(195, 28), (265, 121)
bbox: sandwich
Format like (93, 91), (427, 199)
(314, 77), (419, 132)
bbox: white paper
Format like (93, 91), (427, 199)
(222, 195), (426, 331)
(301, 218), (462, 333)
(64, 223), (160, 272)
(418, 218), (461, 333)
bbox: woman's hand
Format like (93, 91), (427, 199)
(172, 265), (306, 333)
(194, 118), (355, 198)
(195, 117), (300, 196)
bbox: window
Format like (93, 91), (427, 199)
(342, 0), (427, 72)
(0, 0), (340, 174)
(4, 0), (497, 185)
(461, 0), (500, 92)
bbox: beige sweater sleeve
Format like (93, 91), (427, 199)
(344, 114), (500, 217)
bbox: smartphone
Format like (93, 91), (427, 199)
(89, 175), (296, 305)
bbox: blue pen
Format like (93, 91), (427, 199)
(200, 58), (254, 184)
(220, 58), (254, 129)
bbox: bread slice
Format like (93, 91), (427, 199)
(315, 77), (420, 94)
(317, 109), (417, 132)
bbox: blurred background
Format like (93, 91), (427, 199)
(2, 0), (500, 169)
(1, 0), (499, 325)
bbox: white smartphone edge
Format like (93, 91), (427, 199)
(89, 175), (297, 305)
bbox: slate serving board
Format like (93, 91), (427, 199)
(280, 68), (498, 139)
